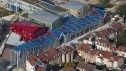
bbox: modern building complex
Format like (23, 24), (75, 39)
(10, 8), (106, 67)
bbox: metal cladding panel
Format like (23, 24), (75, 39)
(14, 9), (106, 52)
(11, 21), (49, 42)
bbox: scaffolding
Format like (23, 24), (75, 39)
(10, 8), (107, 67)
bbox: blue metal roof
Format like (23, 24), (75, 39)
(14, 9), (105, 52)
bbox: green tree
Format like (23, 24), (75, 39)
(64, 62), (75, 71)
(98, 0), (110, 8)
(117, 30), (126, 46)
(99, 0), (110, 4)
(116, 4), (126, 17)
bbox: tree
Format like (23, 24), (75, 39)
(117, 30), (126, 46)
(116, 4), (126, 17)
(99, 0), (110, 4)
(98, 0), (110, 6)
(64, 62), (75, 71)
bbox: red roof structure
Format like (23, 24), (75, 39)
(10, 20), (49, 42)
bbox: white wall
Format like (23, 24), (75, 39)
(26, 60), (35, 71)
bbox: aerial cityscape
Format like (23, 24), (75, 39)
(0, 0), (126, 71)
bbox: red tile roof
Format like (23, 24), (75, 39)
(117, 46), (126, 52)
(77, 62), (96, 71)
(112, 23), (124, 31)
(38, 46), (73, 62)
(96, 28), (115, 39)
(38, 48), (61, 62)
(99, 51), (113, 59)
(36, 67), (46, 71)
(78, 43), (90, 51)
(27, 55), (37, 66)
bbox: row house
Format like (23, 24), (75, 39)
(76, 62), (97, 71)
(26, 46), (74, 71)
(83, 23), (125, 51)
(1, 0), (43, 13)
(84, 22), (125, 42)
(95, 39), (116, 52)
(116, 46), (126, 57)
(77, 43), (99, 63)
(77, 43), (124, 69)
(97, 51), (124, 68)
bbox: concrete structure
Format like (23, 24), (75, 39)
(13, 67), (25, 71)
(1, 0), (69, 16)
(6, 32), (24, 46)
(60, 0), (91, 17)
(0, 0), (43, 13)
(28, 10), (61, 29)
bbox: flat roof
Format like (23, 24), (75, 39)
(22, 0), (67, 12)
(29, 10), (60, 23)
(60, 0), (89, 10)
(0, 7), (14, 17)
(6, 32), (24, 46)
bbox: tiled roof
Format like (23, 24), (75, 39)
(38, 46), (73, 62)
(78, 43), (90, 51)
(111, 23), (124, 31)
(36, 67), (46, 71)
(27, 55), (37, 66)
(117, 46), (126, 52)
(77, 62), (96, 71)
(38, 48), (61, 62)
(96, 28), (115, 39)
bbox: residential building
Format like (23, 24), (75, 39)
(97, 51), (124, 68)
(76, 62), (97, 71)
(116, 46), (126, 57)
(77, 43), (124, 69)
(77, 43), (99, 63)
(26, 55), (46, 71)
(28, 10), (62, 29)
(26, 46), (74, 71)
(82, 22), (125, 52)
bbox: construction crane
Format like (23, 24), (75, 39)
(0, 11), (26, 55)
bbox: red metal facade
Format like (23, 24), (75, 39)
(10, 20), (49, 42)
